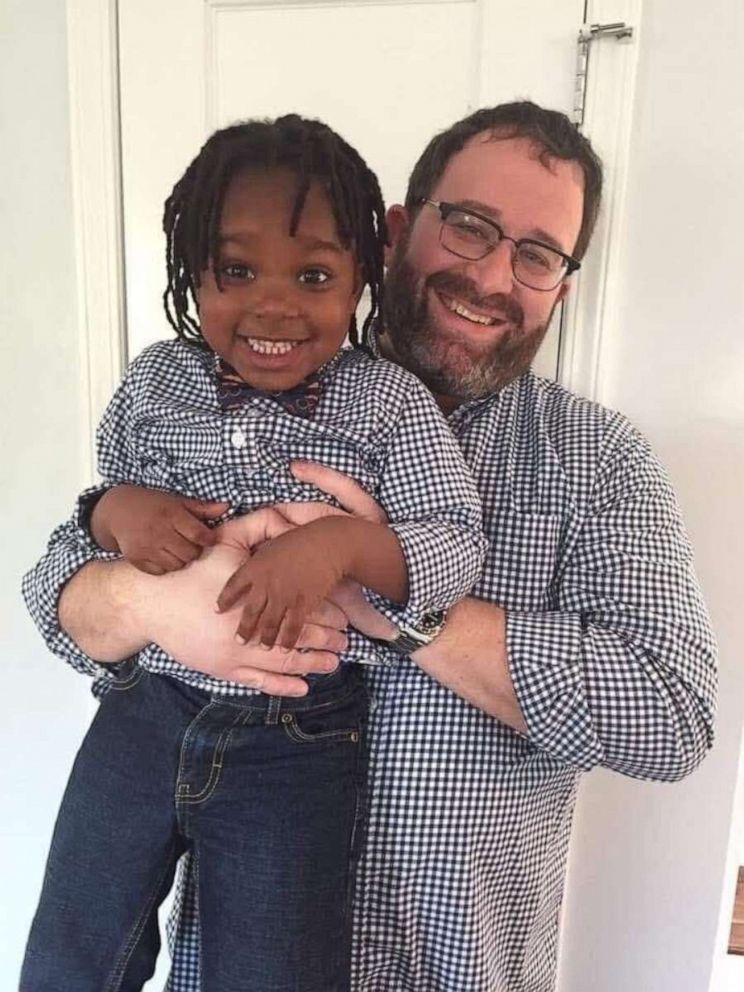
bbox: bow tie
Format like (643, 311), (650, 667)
(214, 357), (322, 419)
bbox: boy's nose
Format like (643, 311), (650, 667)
(246, 283), (301, 320)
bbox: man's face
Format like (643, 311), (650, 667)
(382, 134), (585, 406)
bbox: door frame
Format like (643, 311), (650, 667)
(65, 0), (643, 447)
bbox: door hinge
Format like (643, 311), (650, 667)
(573, 22), (634, 127)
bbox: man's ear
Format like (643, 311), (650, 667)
(384, 204), (411, 267)
(556, 278), (572, 303)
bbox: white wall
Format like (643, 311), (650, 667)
(557, 2), (744, 990)
(0, 1), (93, 984)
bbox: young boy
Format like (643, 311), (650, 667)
(21, 115), (485, 991)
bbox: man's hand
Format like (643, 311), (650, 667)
(61, 508), (348, 696)
(216, 522), (347, 649)
(139, 537), (345, 695)
(286, 462), (527, 730)
(290, 461), (388, 523)
(91, 485), (228, 574)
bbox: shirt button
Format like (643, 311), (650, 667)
(230, 429), (247, 449)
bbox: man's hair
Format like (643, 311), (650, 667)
(405, 101), (603, 260)
(163, 114), (387, 348)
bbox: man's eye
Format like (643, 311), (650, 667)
(449, 217), (490, 242)
(299, 268), (331, 286)
(221, 263), (255, 280)
(518, 246), (555, 271)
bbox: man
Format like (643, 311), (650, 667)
(24, 102), (716, 991)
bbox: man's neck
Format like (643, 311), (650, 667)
(377, 329), (461, 416)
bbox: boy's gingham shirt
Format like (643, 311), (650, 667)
(24, 343), (717, 991)
(161, 367), (717, 992)
(22, 340), (486, 697)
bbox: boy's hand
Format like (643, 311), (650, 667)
(91, 485), (229, 575)
(216, 522), (347, 650)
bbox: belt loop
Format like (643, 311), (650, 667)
(264, 695), (281, 726)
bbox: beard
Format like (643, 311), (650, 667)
(382, 244), (557, 402)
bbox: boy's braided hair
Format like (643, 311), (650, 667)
(163, 114), (386, 348)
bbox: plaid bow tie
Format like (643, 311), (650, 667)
(214, 356), (322, 419)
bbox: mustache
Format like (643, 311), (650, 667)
(426, 271), (524, 328)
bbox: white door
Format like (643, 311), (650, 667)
(118, 0), (586, 376)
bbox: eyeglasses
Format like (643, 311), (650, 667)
(420, 199), (580, 292)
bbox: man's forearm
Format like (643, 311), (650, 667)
(59, 559), (151, 663)
(412, 597), (528, 735)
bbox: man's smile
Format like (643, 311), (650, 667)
(436, 290), (508, 328)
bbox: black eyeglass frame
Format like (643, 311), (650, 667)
(420, 198), (581, 292)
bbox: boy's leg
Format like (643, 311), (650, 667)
(20, 667), (193, 992)
(191, 667), (369, 992)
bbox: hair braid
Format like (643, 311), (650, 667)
(163, 114), (387, 351)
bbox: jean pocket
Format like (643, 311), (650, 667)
(280, 691), (366, 748)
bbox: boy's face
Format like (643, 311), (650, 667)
(197, 167), (361, 391)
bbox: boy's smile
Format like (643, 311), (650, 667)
(197, 167), (361, 392)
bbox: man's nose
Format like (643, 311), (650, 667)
(463, 239), (515, 297)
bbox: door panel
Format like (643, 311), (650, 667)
(120, 0), (584, 372)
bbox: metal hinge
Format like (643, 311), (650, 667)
(573, 22), (635, 127)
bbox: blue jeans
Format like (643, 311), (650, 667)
(20, 663), (368, 992)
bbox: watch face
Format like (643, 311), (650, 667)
(419, 610), (446, 636)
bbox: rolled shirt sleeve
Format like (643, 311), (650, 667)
(363, 377), (487, 627)
(21, 366), (143, 688)
(506, 414), (717, 781)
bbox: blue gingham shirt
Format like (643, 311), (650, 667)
(162, 368), (716, 992)
(23, 340), (485, 697)
(24, 354), (717, 991)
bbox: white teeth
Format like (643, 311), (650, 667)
(243, 338), (299, 356)
(446, 298), (495, 326)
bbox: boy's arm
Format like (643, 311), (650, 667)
(90, 484), (227, 573)
(216, 376), (485, 651)
(216, 515), (408, 648)
(365, 376), (487, 624)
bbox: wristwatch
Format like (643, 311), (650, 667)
(378, 609), (448, 656)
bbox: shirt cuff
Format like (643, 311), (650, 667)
(506, 610), (603, 770)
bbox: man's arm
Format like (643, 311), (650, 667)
(26, 510), (350, 697)
(59, 559), (150, 662)
(288, 462), (527, 731)
(289, 437), (717, 784)
(411, 598), (528, 734)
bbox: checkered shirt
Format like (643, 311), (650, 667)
(161, 369), (717, 991)
(22, 339), (486, 698)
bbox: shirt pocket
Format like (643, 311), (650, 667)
(476, 508), (562, 612)
(131, 414), (223, 489)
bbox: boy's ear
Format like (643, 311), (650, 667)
(384, 204), (411, 267)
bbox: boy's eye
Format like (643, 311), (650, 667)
(299, 268), (331, 286)
(220, 263), (255, 281)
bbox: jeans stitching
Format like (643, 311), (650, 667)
(281, 711), (361, 746)
(177, 705), (251, 807)
(109, 665), (145, 692)
(180, 727), (231, 805)
(103, 838), (179, 992)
